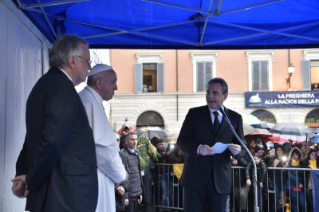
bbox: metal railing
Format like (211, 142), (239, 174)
(152, 163), (184, 211)
(151, 164), (313, 212)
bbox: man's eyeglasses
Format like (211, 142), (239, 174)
(76, 56), (92, 66)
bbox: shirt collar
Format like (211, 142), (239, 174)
(127, 146), (138, 154)
(208, 105), (224, 116)
(85, 86), (104, 104)
(59, 68), (73, 82)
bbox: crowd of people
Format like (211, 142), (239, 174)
(230, 138), (318, 212)
(116, 130), (319, 212)
(115, 130), (185, 212)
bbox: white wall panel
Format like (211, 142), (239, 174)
(3, 12), (43, 212)
(0, 0), (50, 211)
(42, 44), (50, 74)
(0, 3), (8, 211)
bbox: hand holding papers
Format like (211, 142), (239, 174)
(228, 143), (241, 155)
(199, 145), (216, 156)
(212, 142), (231, 154)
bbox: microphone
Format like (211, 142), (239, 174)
(217, 104), (241, 145)
(217, 104), (259, 212)
(217, 104), (227, 121)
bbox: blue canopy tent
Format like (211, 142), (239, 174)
(12, 0), (319, 49)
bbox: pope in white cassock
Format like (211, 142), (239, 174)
(79, 64), (126, 212)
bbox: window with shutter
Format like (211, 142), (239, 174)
(135, 63), (143, 93)
(205, 62), (212, 88)
(197, 62), (204, 92)
(261, 61), (269, 90)
(142, 63), (157, 92)
(135, 63), (165, 93)
(157, 63), (164, 92)
(302, 60), (311, 91)
(135, 52), (164, 93)
(252, 60), (269, 91)
(310, 61), (319, 90)
(196, 62), (213, 92)
(246, 50), (273, 91)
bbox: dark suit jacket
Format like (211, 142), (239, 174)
(15, 67), (98, 212)
(177, 105), (243, 194)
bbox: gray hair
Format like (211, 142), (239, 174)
(49, 34), (88, 68)
(207, 78), (228, 94)
(126, 132), (137, 141)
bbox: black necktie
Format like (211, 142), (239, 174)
(213, 111), (220, 132)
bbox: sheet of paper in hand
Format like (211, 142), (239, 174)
(212, 142), (231, 154)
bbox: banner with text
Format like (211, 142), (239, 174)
(245, 91), (319, 108)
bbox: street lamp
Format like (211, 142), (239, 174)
(287, 49), (295, 91)
(287, 63), (295, 90)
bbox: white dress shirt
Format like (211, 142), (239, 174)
(197, 105), (225, 155)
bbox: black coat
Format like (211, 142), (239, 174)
(177, 105), (244, 194)
(116, 149), (131, 211)
(245, 160), (268, 183)
(119, 144), (144, 198)
(300, 158), (318, 189)
(15, 68), (98, 212)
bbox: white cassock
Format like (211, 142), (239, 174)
(79, 86), (126, 212)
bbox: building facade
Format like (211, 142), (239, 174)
(109, 49), (319, 132)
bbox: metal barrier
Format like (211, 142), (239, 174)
(152, 163), (313, 212)
(152, 163), (184, 211)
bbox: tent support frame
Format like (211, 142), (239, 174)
(36, 0), (57, 38)
(199, 0), (215, 46)
(17, 0), (319, 46)
(20, 0), (89, 9)
(143, 0), (284, 17)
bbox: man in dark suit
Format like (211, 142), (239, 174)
(11, 34), (98, 212)
(177, 78), (243, 212)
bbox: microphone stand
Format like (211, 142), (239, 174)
(218, 106), (259, 212)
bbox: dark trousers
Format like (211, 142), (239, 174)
(125, 196), (139, 212)
(306, 189), (313, 212)
(183, 178), (228, 212)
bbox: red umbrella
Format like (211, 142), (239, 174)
(117, 125), (136, 134)
(262, 133), (309, 144)
(263, 135), (290, 143)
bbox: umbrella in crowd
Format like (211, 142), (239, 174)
(251, 121), (275, 129)
(312, 128), (319, 134)
(310, 134), (319, 143)
(263, 134), (288, 143)
(266, 133), (308, 143)
(237, 111), (262, 125)
(269, 123), (313, 143)
(166, 131), (179, 139)
(136, 126), (168, 140)
(164, 131), (180, 144)
(117, 124), (136, 134)
(270, 123), (314, 137)
(245, 128), (273, 139)
(243, 123), (255, 136)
